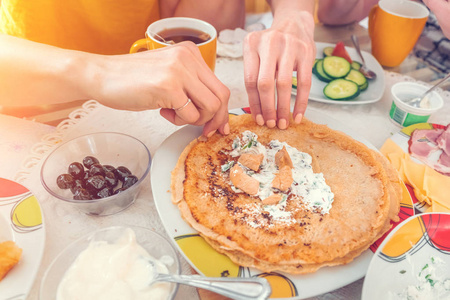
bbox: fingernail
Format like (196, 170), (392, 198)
(256, 114), (264, 126)
(207, 130), (216, 138)
(294, 113), (303, 124)
(278, 119), (287, 130)
(223, 123), (230, 135)
(266, 120), (276, 128)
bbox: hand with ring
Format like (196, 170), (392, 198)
(88, 42), (231, 137)
(174, 98), (192, 112)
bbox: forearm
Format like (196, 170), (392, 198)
(269, 0), (315, 17)
(317, 0), (378, 25)
(0, 34), (96, 107)
(160, 0), (246, 32)
(269, 0), (315, 35)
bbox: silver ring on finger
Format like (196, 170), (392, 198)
(174, 98), (192, 111)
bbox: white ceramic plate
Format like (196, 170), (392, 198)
(0, 178), (45, 300)
(292, 42), (385, 105)
(151, 107), (380, 299)
(362, 212), (450, 300)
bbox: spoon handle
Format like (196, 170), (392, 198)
(420, 72), (450, 99)
(155, 274), (271, 300)
(351, 35), (366, 65)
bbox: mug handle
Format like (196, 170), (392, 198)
(129, 38), (148, 54)
(368, 4), (379, 39)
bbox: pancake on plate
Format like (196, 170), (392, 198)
(171, 114), (401, 274)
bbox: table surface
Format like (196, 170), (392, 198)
(1, 17), (450, 300)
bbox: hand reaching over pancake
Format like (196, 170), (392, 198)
(96, 42), (231, 138)
(0, 35), (230, 139)
(243, 1), (316, 129)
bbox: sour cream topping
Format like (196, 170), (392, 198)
(390, 256), (450, 300)
(57, 228), (174, 300)
(224, 131), (334, 216)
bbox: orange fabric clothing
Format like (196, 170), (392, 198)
(0, 0), (160, 54)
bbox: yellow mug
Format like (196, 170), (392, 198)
(368, 0), (429, 67)
(130, 17), (217, 71)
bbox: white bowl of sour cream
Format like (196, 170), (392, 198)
(40, 226), (180, 300)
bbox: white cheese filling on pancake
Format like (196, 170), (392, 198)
(222, 131), (335, 220)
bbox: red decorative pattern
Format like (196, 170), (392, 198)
(0, 178), (29, 198)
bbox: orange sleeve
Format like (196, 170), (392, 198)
(0, 0), (160, 54)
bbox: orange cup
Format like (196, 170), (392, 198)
(368, 0), (429, 67)
(130, 17), (217, 71)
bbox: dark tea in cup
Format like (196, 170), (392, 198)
(130, 17), (217, 70)
(155, 27), (211, 45)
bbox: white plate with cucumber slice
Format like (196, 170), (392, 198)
(292, 42), (385, 105)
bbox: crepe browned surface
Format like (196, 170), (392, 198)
(201, 171), (401, 274)
(171, 114), (399, 273)
(371, 150), (402, 223)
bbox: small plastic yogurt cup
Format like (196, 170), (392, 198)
(389, 82), (443, 127)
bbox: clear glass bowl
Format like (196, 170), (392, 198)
(39, 226), (180, 300)
(40, 132), (151, 216)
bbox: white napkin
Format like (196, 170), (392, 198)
(217, 23), (266, 58)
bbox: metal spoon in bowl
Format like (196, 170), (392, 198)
(148, 260), (271, 300)
(403, 73), (450, 108)
(351, 35), (377, 80)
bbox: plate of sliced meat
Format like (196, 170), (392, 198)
(380, 123), (450, 213)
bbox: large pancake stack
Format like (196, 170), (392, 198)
(171, 114), (401, 274)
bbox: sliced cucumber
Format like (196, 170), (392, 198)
(345, 69), (367, 88)
(323, 79), (360, 100)
(292, 76), (297, 89)
(323, 56), (351, 79)
(323, 47), (334, 57)
(360, 80), (369, 91)
(351, 61), (362, 70)
(314, 59), (333, 82)
(312, 58), (320, 76)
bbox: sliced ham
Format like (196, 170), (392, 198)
(436, 125), (450, 156)
(408, 124), (450, 176)
(438, 151), (450, 169)
(419, 128), (445, 143)
(408, 128), (442, 159)
(432, 158), (450, 175)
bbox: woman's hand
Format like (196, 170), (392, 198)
(243, 7), (315, 129)
(94, 42), (230, 137)
(0, 35), (230, 138)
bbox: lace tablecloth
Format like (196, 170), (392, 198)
(2, 57), (450, 300)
